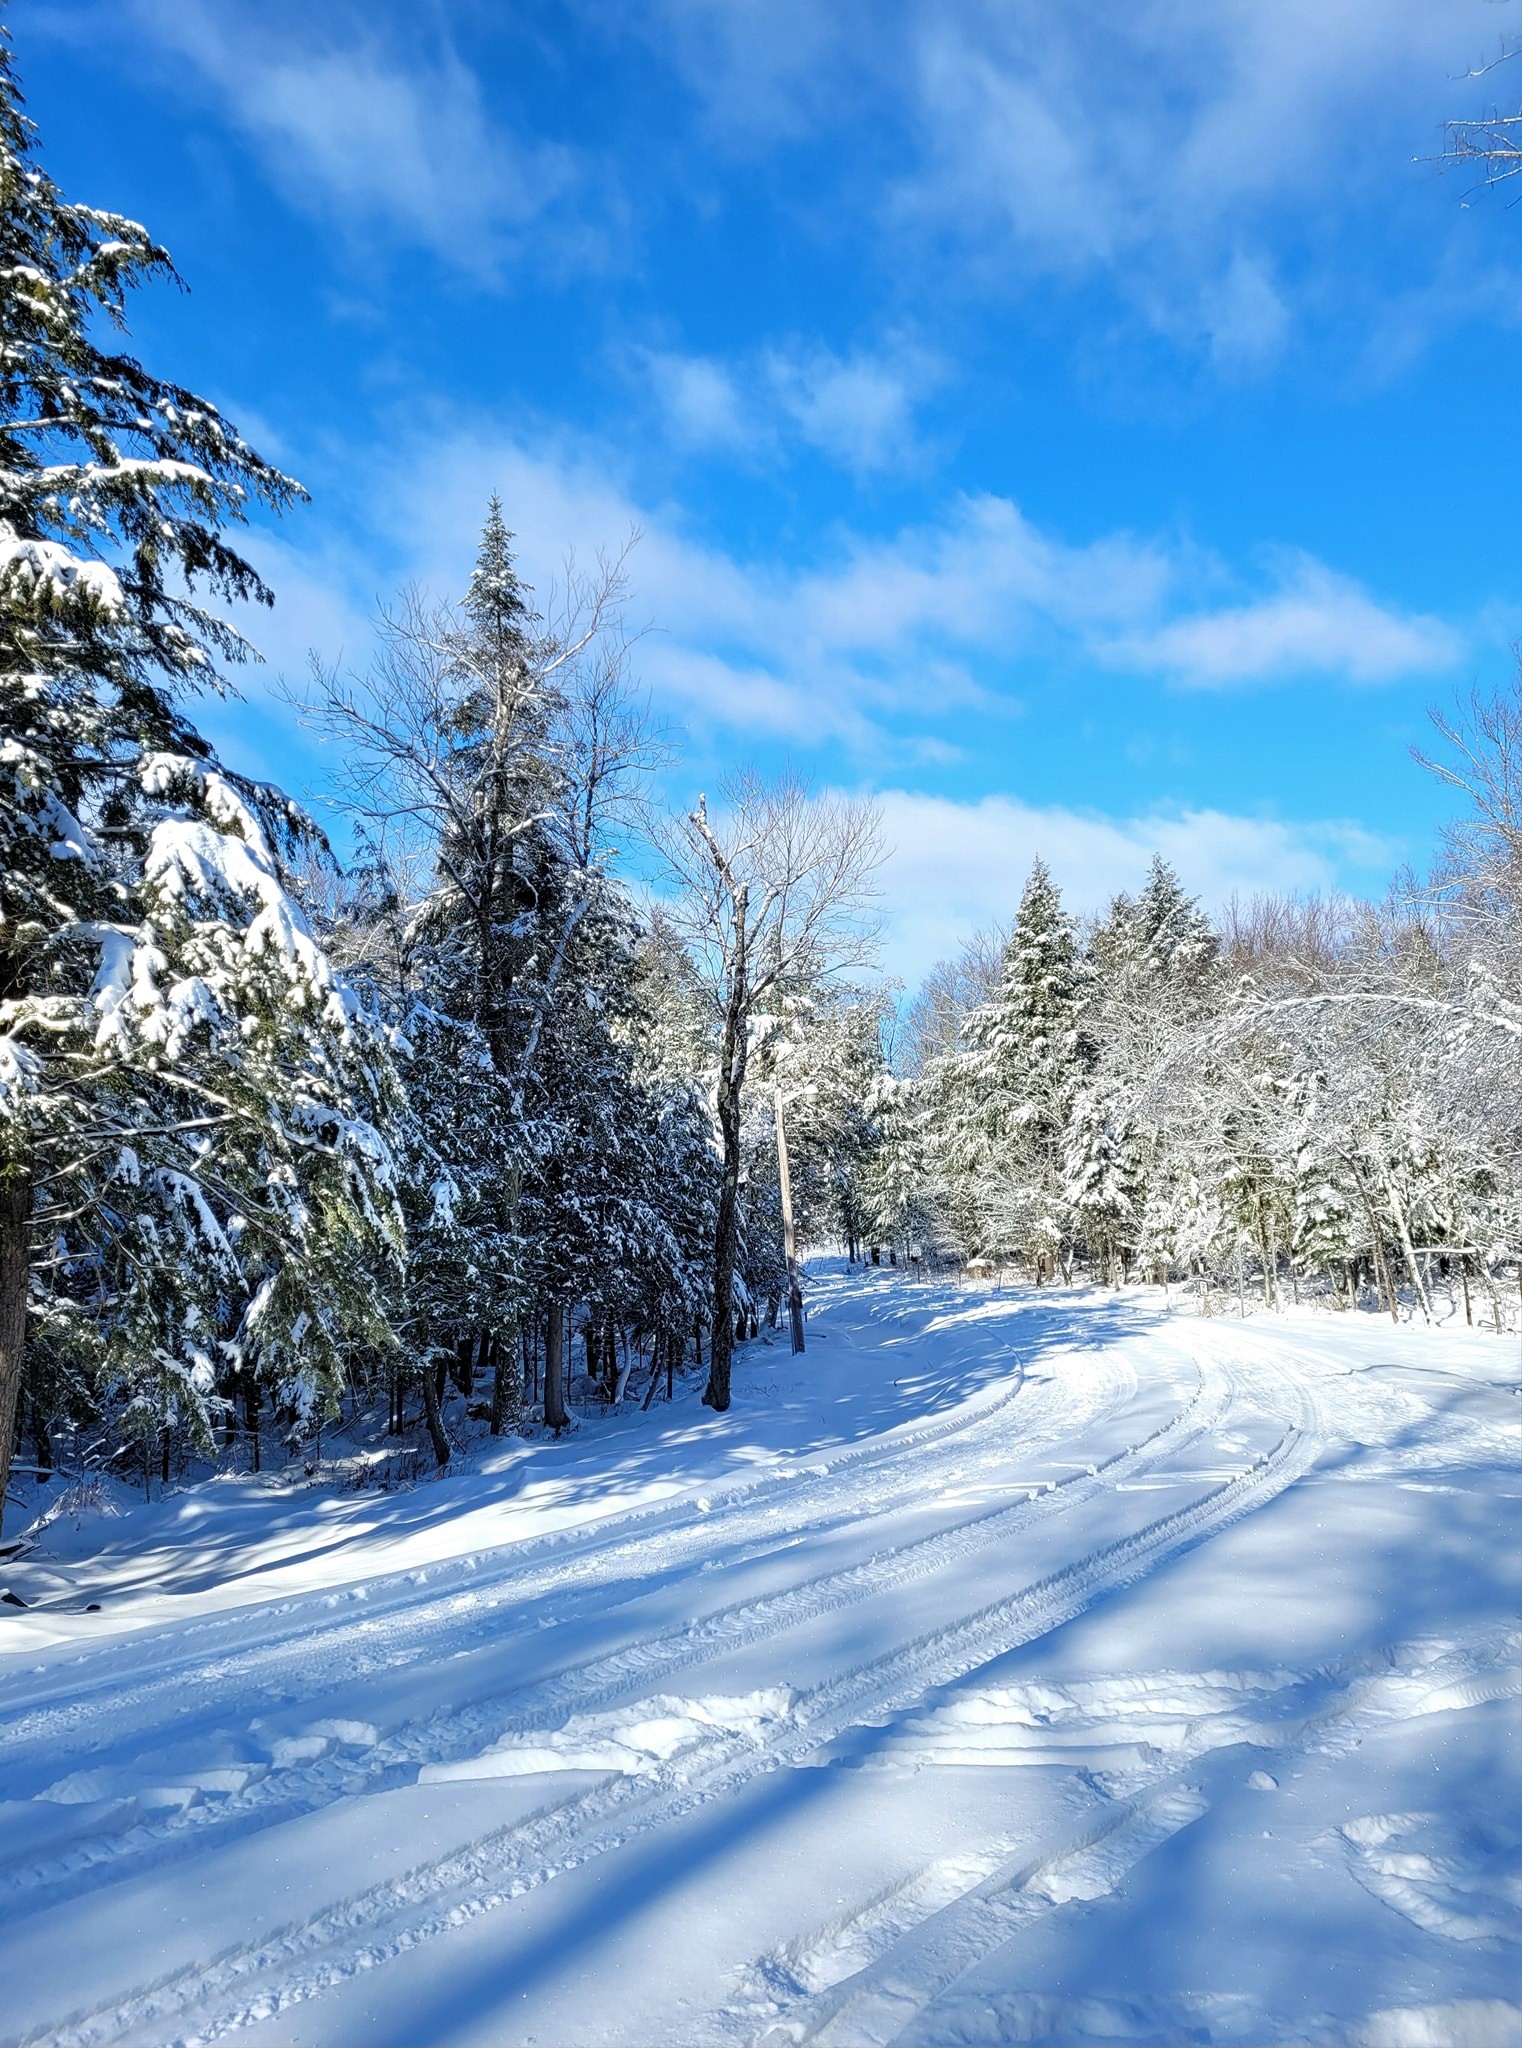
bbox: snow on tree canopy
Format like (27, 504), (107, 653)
(0, 21), (399, 1526)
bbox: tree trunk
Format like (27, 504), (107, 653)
(1347, 1166), (1399, 1323)
(245, 1372), (263, 1473)
(1371, 1231), (1400, 1323)
(421, 1353), (451, 1467)
(1381, 1168), (1431, 1323)
(1262, 1204), (1281, 1311)
(30, 1381), (51, 1484)
(488, 1333), (509, 1435)
(642, 1330), (665, 1410)
(0, 1167), (29, 1539)
(599, 1319), (619, 1404)
(451, 1335), (476, 1400)
(543, 1301), (569, 1431)
(705, 1001), (745, 1411)
(1461, 1254), (1473, 1326)
(1479, 1256), (1504, 1333)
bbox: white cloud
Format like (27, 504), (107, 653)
(791, 494), (1173, 656)
(872, 788), (1397, 988)
(1199, 252), (1293, 377)
(637, 339), (940, 472)
(230, 531), (380, 694)
(651, 647), (877, 747)
(765, 342), (940, 471)
(237, 425), (1462, 771)
(1105, 556), (1461, 688)
(641, 352), (753, 451)
(130, 0), (579, 271)
(638, 0), (1479, 366)
(630, 0), (863, 143)
(195, 425), (1443, 987)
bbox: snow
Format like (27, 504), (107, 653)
(0, 520), (125, 612)
(0, 1264), (1517, 2048)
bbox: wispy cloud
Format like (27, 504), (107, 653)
(129, 0), (582, 273)
(205, 421), (1444, 985)
(1104, 555), (1461, 689)
(640, 352), (753, 452)
(765, 341), (941, 471)
(115, 0), (1504, 368)
(636, 0), (1480, 372)
(637, 339), (942, 473)
(248, 424), (1461, 768)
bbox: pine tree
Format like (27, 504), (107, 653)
(982, 859), (1088, 1146)
(926, 859), (1089, 1271)
(418, 500), (557, 1084)
(1062, 1080), (1145, 1286)
(1097, 851), (1229, 1019)
(0, 24), (398, 1523)
(307, 504), (677, 1434)
(1138, 851), (1220, 1003)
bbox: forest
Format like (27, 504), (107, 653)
(2, 22), (1519, 1539)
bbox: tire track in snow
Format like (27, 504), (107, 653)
(716, 1629), (1521, 2048)
(763, 1784), (1214, 2048)
(1, 1287), (1126, 1756)
(19, 1343), (1321, 2048)
(0, 1335), (1206, 1922)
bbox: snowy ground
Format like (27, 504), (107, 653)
(1, 1264), (1519, 2048)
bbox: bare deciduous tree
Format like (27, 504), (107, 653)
(1438, 34), (1521, 192)
(1416, 664), (1522, 930)
(660, 772), (884, 1410)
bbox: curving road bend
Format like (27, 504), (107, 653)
(0, 1264), (1517, 2048)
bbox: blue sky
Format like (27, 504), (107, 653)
(23, 0), (1522, 985)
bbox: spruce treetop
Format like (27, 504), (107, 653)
(464, 495), (534, 655)
(1133, 855), (1218, 981)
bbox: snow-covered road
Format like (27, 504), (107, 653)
(2, 1266), (1518, 2048)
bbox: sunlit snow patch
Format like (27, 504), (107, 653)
(418, 1688), (796, 1782)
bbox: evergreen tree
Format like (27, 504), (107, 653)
(0, 26), (398, 1524)
(1094, 856), (1219, 1021)
(920, 859), (1088, 1271)
(1062, 1079), (1144, 1285)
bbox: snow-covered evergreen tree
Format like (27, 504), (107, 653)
(0, 29), (398, 1522)
(915, 859), (1088, 1273)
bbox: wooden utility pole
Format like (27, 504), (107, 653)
(774, 1086), (806, 1355)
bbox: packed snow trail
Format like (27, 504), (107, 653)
(1, 1265), (1518, 2048)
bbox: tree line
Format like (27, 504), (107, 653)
(895, 758), (1521, 1331)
